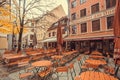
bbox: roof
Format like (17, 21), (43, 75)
(47, 16), (68, 31)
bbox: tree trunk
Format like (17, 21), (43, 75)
(17, 25), (23, 53)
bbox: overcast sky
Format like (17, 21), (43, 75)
(55, 0), (68, 15)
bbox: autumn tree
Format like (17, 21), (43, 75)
(11, 0), (56, 52)
(0, 0), (7, 6)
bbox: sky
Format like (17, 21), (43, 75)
(55, 0), (68, 15)
(11, 0), (68, 19)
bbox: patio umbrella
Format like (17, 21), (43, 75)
(113, 0), (120, 64)
(32, 32), (37, 47)
(57, 21), (63, 55)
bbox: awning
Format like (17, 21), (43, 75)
(42, 38), (57, 42)
(64, 36), (114, 41)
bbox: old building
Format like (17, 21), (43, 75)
(43, 16), (68, 50)
(67, 0), (116, 55)
(33, 5), (66, 48)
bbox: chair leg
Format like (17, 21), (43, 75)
(73, 68), (76, 76)
(57, 72), (59, 80)
(67, 71), (69, 80)
(70, 70), (74, 80)
(78, 62), (82, 72)
(114, 66), (119, 77)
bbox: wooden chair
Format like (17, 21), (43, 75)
(104, 65), (119, 77)
(18, 59), (30, 68)
(31, 55), (42, 61)
(77, 56), (83, 71)
(55, 66), (69, 80)
(38, 67), (52, 80)
(19, 69), (33, 80)
(68, 63), (76, 80)
(6, 61), (19, 71)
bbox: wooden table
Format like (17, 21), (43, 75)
(32, 60), (52, 67)
(91, 51), (102, 55)
(4, 54), (27, 63)
(74, 71), (118, 80)
(89, 55), (104, 59)
(27, 53), (42, 56)
(2, 54), (15, 59)
(85, 59), (106, 66)
(51, 55), (63, 60)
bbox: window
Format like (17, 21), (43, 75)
(52, 32), (55, 36)
(71, 13), (76, 20)
(30, 35), (34, 40)
(91, 3), (99, 14)
(71, 0), (76, 8)
(92, 19), (100, 31)
(81, 23), (87, 33)
(80, 8), (86, 17)
(49, 33), (51, 37)
(62, 29), (65, 34)
(80, 0), (86, 4)
(106, 0), (116, 9)
(107, 16), (114, 29)
(72, 25), (77, 34)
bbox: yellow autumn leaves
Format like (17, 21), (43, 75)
(0, 5), (27, 34)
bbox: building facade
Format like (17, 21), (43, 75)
(34, 5), (66, 48)
(43, 17), (68, 50)
(67, 0), (116, 56)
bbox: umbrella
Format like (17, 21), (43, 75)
(113, 0), (120, 64)
(32, 32), (37, 47)
(57, 21), (63, 55)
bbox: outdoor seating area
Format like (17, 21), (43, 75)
(0, 49), (120, 80)
(0, 0), (120, 80)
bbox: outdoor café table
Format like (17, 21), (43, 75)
(2, 54), (15, 59)
(32, 60), (52, 73)
(91, 51), (102, 55)
(27, 52), (42, 56)
(4, 54), (27, 63)
(62, 52), (73, 56)
(51, 55), (63, 66)
(74, 71), (118, 80)
(85, 59), (107, 67)
(51, 55), (63, 60)
(89, 55), (104, 59)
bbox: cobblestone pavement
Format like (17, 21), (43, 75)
(0, 54), (120, 80)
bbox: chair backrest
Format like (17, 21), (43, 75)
(56, 66), (68, 72)
(18, 61), (29, 67)
(68, 63), (74, 70)
(114, 66), (119, 76)
(77, 56), (81, 61)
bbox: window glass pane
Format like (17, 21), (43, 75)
(49, 33), (51, 37)
(80, 8), (86, 17)
(80, 0), (86, 4)
(91, 3), (99, 14)
(72, 25), (77, 34)
(106, 0), (116, 9)
(107, 16), (114, 29)
(81, 23), (87, 33)
(71, 13), (76, 20)
(92, 19), (100, 31)
(71, 0), (76, 8)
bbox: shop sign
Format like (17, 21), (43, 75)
(70, 8), (115, 25)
